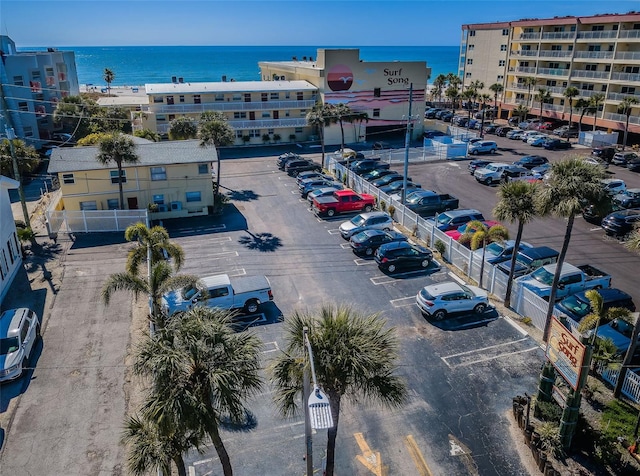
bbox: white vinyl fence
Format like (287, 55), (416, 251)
(46, 209), (149, 234)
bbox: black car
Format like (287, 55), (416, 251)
(371, 174), (408, 188)
(423, 130), (447, 139)
(555, 288), (636, 324)
(362, 169), (397, 182)
(496, 126), (514, 137)
(582, 200), (621, 225)
(374, 241), (433, 274)
(276, 152), (300, 169)
(601, 208), (640, 236)
(512, 155), (549, 169)
(467, 159), (492, 175)
(483, 124), (500, 134)
(558, 128), (579, 139)
(543, 139), (572, 150)
(350, 230), (408, 256)
(285, 159), (322, 176)
(441, 112), (454, 122)
(627, 157), (640, 172)
(379, 180), (420, 194)
(350, 159), (390, 175)
(592, 146), (616, 163)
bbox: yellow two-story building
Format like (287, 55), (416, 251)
(47, 138), (215, 219)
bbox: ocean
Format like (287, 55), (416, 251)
(19, 45), (460, 87)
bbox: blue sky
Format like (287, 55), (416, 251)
(2, 0), (639, 47)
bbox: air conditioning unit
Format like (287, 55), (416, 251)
(157, 204), (168, 212)
(170, 201), (182, 211)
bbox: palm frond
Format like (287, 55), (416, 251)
(102, 272), (149, 305)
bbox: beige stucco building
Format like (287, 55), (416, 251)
(260, 49), (430, 145)
(460, 12), (640, 135)
(47, 138), (215, 219)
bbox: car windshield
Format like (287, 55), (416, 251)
(436, 214), (452, 225)
(486, 165), (498, 172)
(560, 295), (590, 318)
(350, 215), (367, 226)
(485, 242), (504, 256)
(531, 268), (555, 285)
(181, 285), (198, 300)
(0, 336), (19, 355)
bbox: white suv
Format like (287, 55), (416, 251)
(468, 141), (497, 155)
(0, 308), (40, 382)
(474, 162), (510, 185)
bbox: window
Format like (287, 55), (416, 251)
(13, 75), (24, 86)
(374, 88), (381, 97)
(215, 93), (224, 102)
(497, 75), (504, 82)
(31, 70), (41, 80)
(152, 194), (164, 205)
(110, 170), (126, 184)
(469, 30), (476, 37)
(233, 112), (247, 119)
(591, 25), (604, 31)
(467, 58), (473, 65)
(198, 164), (208, 174)
(150, 166), (167, 181)
(270, 92), (279, 100)
(236, 130), (244, 139)
(166, 96), (174, 105)
(168, 114), (175, 121)
(62, 173), (75, 184)
(588, 45), (601, 52)
(625, 66), (640, 74)
(551, 45), (562, 51)
(6, 240), (14, 265)
(209, 287), (230, 298)
(468, 44), (474, 51)
(80, 201), (97, 210)
(549, 62), (560, 69)
(502, 28), (509, 36)
(622, 86), (637, 94)
(585, 64), (598, 71)
(546, 80), (557, 87)
(372, 108), (380, 117)
(466, 72), (472, 78)
(500, 45), (507, 51)
(297, 92), (303, 100)
(22, 126), (33, 137)
(179, 95), (185, 103)
(194, 95), (201, 104)
(106, 199), (119, 210)
(185, 191), (201, 202)
(295, 127), (303, 133)
(261, 93), (268, 101)
(498, 60), (505, 67)
(262, 112), (270, 118)
(18, 101), (28, 111)
(157, 115), (166, 121)
(232, 94), (242, 101)
(581, 83), (594, 91)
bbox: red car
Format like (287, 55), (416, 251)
(445, 220), (501, 242)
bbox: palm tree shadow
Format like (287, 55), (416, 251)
(238, 231), (282, 252)
(226, 189), (260, 202)
(219, 409), (258, 432)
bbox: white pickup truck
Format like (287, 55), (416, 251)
(516, 263), (611, 301)
(162, 274), (273, 316)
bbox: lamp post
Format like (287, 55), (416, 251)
(303, 327), (334, 476)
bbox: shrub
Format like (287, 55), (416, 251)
(17, 227), (35, 243)
(242, 135), (250, 143)
(388, 205), (396, 218)
(379, 201), (387, 212)
(273, 133), (281, 142)
(262, 133), (271, 143)
(535, 400), (562, 423)
(434, 239), (446, 256)
(537, 422), (565, 458)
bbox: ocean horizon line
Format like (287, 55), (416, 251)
(21, 44), (459, 49)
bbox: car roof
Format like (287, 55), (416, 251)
(568, 288), (633, 303)
(358, 211), (390, 219)
(0, 308), (32, 339)
(608, 208), (640, 218)
(440, 208), (482, 218)
(602, 178), (624, 185)
(517, 246), (558, 259)
(424, 281), (464, 295)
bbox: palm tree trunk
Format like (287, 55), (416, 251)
(118, 163), (125, 210)
(339, 120), (345, 151)
(614, 318), (640, 397)
(174, 455), (188, 476)
(568, 104), (573, 129)
(543, 214), (575, 342)
(504, 223), (524, 308)
(208, 421), (233, 476)
(623, 115), (631, 151)
(478, 239), (487, 289)
(324, 393), (341, 476)
(578, 110), (585, 132)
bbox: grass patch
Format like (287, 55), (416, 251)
(601, 399), (638, 443)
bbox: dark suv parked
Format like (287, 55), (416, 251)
(374, 241), (433, 274)
(601, 208), (640, 236)
(555, 288), (636, 324)
(285, 159), (322, 176)
(592, 146), (616, 163)
(512, 155), (549, 169)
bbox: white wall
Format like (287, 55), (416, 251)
(0, 177), (23, 305)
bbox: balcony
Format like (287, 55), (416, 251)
(578, 89), (606, 99)
(607, 91), (640, 101)
(576, 31), (618, 40)
(518, 32), (541, 40)
(147, 99), (317, 115)
(546, 86), (566, 95)
(508, 82), (528, 90)
(541, 32), (576, 41)
(573, 51), (614, 60)
(538, 50), (573, 58)
(228, 118), (309, 130)
(610, 72), (640, 82)
(618, 30), (640, 39)
(615, 51), (640, 61)
(509, 66), (537, 74)
(543, 104), (565, 112)
(571, 70), (611, 80)
(510, 50), (539, 57)
(604, 112), (640, 125)
(537, 68), (569, 77)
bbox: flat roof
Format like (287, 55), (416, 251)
(145, 80), (316, 95)
(47, 139), (217, 173)
(463, 12), (640, 29)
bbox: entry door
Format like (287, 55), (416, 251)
(273, 111), (279, 119)
(249, 111), (255, 120)
(127, 197), (138, 210)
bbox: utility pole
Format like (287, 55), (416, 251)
(402, 84), (413, 205)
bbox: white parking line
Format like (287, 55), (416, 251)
(370, 276), (397, 285)
(298, 198), (308, 203)
(207, 236), (232, 243)
(444, 337), (530, 360)
(262, 341), (280, 353)
(328, 229), (341, 235)
(502, 315), (528, 336)
(448, 346), (540, 368)
(390, 296), (416, 307)
(441, 337), (539, 369)
(227, 268), (246, 277)
(589, 227), (602, 232)
(340, 243), (351, 249)
(208, 251), (239, 259)
(354, 258), (375, 266)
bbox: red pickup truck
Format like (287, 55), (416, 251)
(312, 189), (376, 217)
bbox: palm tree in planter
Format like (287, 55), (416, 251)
(103, 68), (115, 96)
(536, 158), (606, 342)
(493, 181), (539, 308)
(589, 92), (606, 131)
(273, 133), (281, 143)
(271, 305), (407, 476)
(489, 82), (504, 119)
(96, 132), (140, 210)
(459, 221), (509, 288)
(618, 96), (639, 150)
(261, 133), (271, 144)
(563, 86), (579, 128)
(133, 307), (263, 476)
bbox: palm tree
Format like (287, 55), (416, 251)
(589, 92), (606, 131)
(574, 98), (592, 132)
(198, 111), (235, 197)
(478, 93), (492, 137)
(306, 103), (331, 168)
(563, 86), (579, 128)
(445, 86), (460, 113)
(96, 132), (140, 210)
(534, 88), (552, 121)
(103, 68), (115, 96)
(101, 260), (198, 328)
(324, 103), (358, 152)
(493, 181), (539, 308)
(121, 412), (205, 476)
(271, 305), (407, 476)
(459, 220), (509, 288)
(446, 72), (462, 91)
(432, 74), (448, 103)
(536, 158), (606, 341)
(523, 77), (538, 107)
(513, 104), (529, 124)
(618, 96), (639, 150)
(169, 116), (198, 140)
(351, 111), (369, 143)
(489, 83), (504, 120)
(133, 307), (263, 476)
(124, 223), (184, 275)
(462, 88), (477, 126)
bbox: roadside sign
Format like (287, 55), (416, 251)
(546, 316), (586, 390)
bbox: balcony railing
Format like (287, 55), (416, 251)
(538, 50), (573, 58)
(604, 112), (640, 125)
(508, 83), (529, 90)
(577, 31), (618, 40)
(537, 68), (569, 77)
(509, 66), (537, 74)
(607, 91), (640, 101)
(573, 51), (614, 59)
(546, 86), (566, 95)
(571, 70), (611, 79)
(615, 51), (640, 61)
(541, 32), (576, 40)
(619, 30), (640, 39)
(511, 50), (539, 57)
(518, 32), (541, 40)
(147, 99), (317, 114)
(610, 72), (640, 82)
(578, 89), (605, 98)
(228, 117), (309, 130)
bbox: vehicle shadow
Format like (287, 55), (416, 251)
(379, 261), (442, 278)
(426, 307), (500, 331)
(238, 231), (282, 252)
(231, 301), (284, 332)
(219, 409), (258, 432)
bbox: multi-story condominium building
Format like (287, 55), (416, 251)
(0, 35), (80, 148)
(0, 176), (22, 305)
(259, 49), (430, 145)
(134, 80), (319, 146)
(459, 13), (640, 136)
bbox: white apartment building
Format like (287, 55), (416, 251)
(460, 13), (640, 136)
(0, 36), (80, 148)
(0, 176), (22, 305)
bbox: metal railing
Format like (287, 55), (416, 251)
(512, 66), (537, 74)
(573, 51), (614, 59)
(604, 112), (640, 125)
(615, 51), (640, 61)
(537, 68), (569, 77)
(519, 32), (541, 40)
(146, 99), (317, 114)
(610, 72), (640, 82)
(511, 50), (539, 57)
(619, 30), (640, 39)
(607, 91), (640, 101)
(571, 70), (611, 79)
(538, 50), (573, 58)
(577, 30), (618, 40)
(541, 32), (576, 40)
